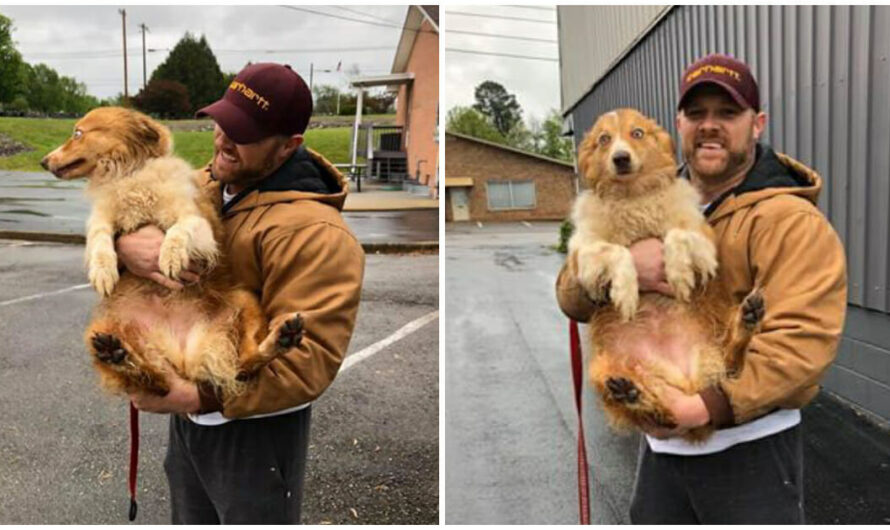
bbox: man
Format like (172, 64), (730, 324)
(557, 54), (847, 523)
(115, 62), (365, 523)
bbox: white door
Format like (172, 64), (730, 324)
(451, 188), (470, 221)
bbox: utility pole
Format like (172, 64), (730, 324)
(139, 23), (149, 90)
(309, 63), (314, 91)
(119, 9), (128, 100)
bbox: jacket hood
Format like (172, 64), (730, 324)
(692, 144), (822, 222)
(211, 146), (348, 215)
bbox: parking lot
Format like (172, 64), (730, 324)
(0, 240), (438, 524)
(445, 221), (890, 525)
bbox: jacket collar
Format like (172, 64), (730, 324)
(203, 146), (348, 215)
(680, 144), (822, 222)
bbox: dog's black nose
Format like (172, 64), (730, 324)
(40, 157), (49, 170)
(612, 151), (632, 172)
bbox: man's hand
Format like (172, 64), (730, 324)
(115, 225), (201, 290)
(641, 384), (710, 439)
(629, 238), (674, 296)
(129, 369), (201, 414)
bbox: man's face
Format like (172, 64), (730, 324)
(676, 84), (766, 182)
(211, 124), (297, 188)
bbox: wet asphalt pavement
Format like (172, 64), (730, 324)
(0, 170), (438, 243)
(0, 240), (438, 524)
(444, 221), (890, 525)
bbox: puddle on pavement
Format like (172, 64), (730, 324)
(0, 209), (50, 217)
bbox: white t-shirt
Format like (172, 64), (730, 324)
(646, 408), (801, 455)
(187, 184), (310, 426)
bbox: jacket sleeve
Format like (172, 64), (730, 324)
(555, 251), (602, 322)
(221, 221), (365, 418)
(717, 207), (847, 425)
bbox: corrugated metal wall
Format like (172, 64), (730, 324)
(557, 5), (669, 114)
(564, 5), (890, 422)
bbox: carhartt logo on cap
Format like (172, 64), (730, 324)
(678, 54), (760, 111)
(685, 65), (742, 84)
(228, 80), (270, 111)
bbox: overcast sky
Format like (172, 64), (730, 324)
(443, 5), (560, 124)
(0, 5), (408, 100)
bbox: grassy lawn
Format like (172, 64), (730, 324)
(0, 116), (355, 172)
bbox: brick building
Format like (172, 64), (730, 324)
(444, 132), (577, 222)
(393, 5), (439, 196)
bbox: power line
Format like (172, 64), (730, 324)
(505, 5), (557, 11)
(446, 48), (558, 62)
(447, 29), (557, 43)
(25, 46), (395, 61)
(331, 6), (401, 25)
(446, 11), (556, 24)
(278, 5), (434, 33)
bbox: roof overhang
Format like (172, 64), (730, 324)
(445, 177), (474, 188)
(349, 73), (414, 89)
(391, 6), (438, 74)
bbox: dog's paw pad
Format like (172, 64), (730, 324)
(91, 333), (127, 364)
(742, 290), (765, 329)
(276, 314), (304, 350)
(606, 377), (640, 403)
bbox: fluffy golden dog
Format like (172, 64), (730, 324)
(42, 107), (301, 400)
(568, 108), (763, 441)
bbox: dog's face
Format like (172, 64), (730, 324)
(577, 108), (677, 197)
(41, 107), (173, 180)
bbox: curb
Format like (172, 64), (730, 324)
(0, 230), (438, 254)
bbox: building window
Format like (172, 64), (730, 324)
(486, 180), (536, 210)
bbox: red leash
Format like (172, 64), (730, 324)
(128, 401), (139, 521)
(569, 319), (591, 524)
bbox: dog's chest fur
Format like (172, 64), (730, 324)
(89, 157), (199, 233)
(571, 178), (701, 246)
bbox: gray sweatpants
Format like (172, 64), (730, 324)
(629, 424), (805, 524)
(163, 406), (311, 524)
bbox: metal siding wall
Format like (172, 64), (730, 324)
(568, 5), (890, 422)
(557, 6), (671, 112)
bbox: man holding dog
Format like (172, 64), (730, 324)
(557, 54), (847, 523)
(115, 63), (364, 523)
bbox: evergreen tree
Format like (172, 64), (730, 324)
(151, 33), (226, 113)
(472, 81), (522, 136)
(0, 14), (25, 104)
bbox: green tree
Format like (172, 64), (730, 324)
(472, 81), (522, 136)
(312, 84), (340, 115)
(534, 110), (573, 162)
(445, 106), (506, 144)
(151, 33), (226, 113)
(0, 14), (25, 105)
(132, 79), (192, 118)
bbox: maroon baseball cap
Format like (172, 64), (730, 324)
(678, 54), (760, 112)
(197, 62), (313, 144)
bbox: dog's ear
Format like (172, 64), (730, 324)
(576, 127), (598, 183)
(653, 124), (675, 157)
(130, 111), (174, 157)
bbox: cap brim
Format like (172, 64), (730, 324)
(196, 99), (269, 144)
(678, 79), (752, 111)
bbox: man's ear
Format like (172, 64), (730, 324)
(282, 133), (304, 158)
(752, 111), (767, 141)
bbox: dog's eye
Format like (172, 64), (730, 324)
(73, 129), (83, 140)
(598, 134), (611, 147)
(631, 128), (644, 139)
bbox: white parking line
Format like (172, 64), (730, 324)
(0, 283), (91, 307)
(341, 310), (439, 372)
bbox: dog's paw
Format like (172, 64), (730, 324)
(606, 377), (640, 403)
(663, 230), (698, 301)
(275, 313), (304, 351)
(158, 232), (190, 281)
(741, 289), (765, 331)
(88, 251), (119, 297)
(575, 248), (610, 301)
(91, 332), (128, 364)
(609, 258), (639, 321)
